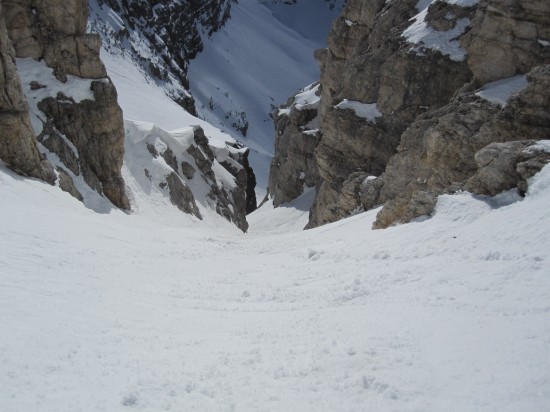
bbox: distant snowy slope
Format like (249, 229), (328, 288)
(188, 1), (345, 195)
(87, 0), (233, 114)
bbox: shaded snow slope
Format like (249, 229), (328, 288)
(188, 1), (345, 196)
(1, 161), (549, 411)
(90, 0), (344, 198)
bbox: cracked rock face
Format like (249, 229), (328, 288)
(36, 79), (129, 209)
(1, 0), (129, 209)
(269, 0), (550, 230)
(370, 63), (550, 229)
(462, 0), (550, 85)
(88, 0), (233, 114)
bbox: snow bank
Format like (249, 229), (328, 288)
(475, 75), (529, 106)
(294, 83), (321, 111)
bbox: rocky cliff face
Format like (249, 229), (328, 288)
(1, 0), (254, 230)
(269, 0), (550, 229)
(88, 0), (233, 114)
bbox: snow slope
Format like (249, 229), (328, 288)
(1, 159), (549, 411)
(188, 1), (345, 195)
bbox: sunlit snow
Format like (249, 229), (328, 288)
(475, 75), (529, 106)
(335, 100), (382, 123)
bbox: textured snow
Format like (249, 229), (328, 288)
(475, 75), (529, 106)
(1, 160), (550, 411)
(335, 100), (382, 123)
(404, 0), (473, 61)
(3, 1), (550, 410)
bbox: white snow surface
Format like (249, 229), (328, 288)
(16, 58), (103, 135)
(335, 100), (382, 123)
(2, 154), (550, 410)
(475, 75), (529, 106)
(524, 139), (550, 154)
(404, 0), (474, 61)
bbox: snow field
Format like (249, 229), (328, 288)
(1, 163), (549, 411)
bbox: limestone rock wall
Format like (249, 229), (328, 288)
(0, 0), (129, 209)
(463, 0), (550, 85)
(372, 64), (550, 229)
(269, 0), (550, 229)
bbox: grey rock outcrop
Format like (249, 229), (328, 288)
(188, 127), (252, 231)
(269, 0), (550, 230)
(1, 0), (129, 209)
(310, 0), (474, 227)
(466, 140), (550, 196)
(36, 80), (129, 209)
(462, 0), (550, 85)
(88, 0), (233, 114)
(371, 64), (550, 229)
(165, 171), (201, 218)
(0, 0), (54, 181)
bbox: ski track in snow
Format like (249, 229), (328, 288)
(1, 163), (550, 411)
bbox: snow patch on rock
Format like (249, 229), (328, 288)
(475, 75), (529, 106)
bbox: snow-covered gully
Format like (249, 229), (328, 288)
(1, 161), (549, 411)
